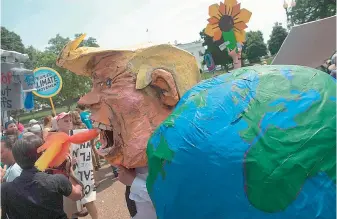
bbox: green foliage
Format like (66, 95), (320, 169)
(287, 0), (336, 26)
(268, 23), (288, 56)
(1, 27), (25, 53)
(39, 34), (98, 109)
(244, 31), (268, 63)
(199, 29), (232, 68)
(1, 27), (98, 111)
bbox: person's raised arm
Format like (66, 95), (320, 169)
(228, 48), (242, 70)
(55, 156), (83, 201)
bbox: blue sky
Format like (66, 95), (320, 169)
(2, 0), (288, 50)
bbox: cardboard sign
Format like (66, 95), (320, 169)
(71, 129), (96, 205)
(1, 63), (23, 110)
(33, 67), (63, 98)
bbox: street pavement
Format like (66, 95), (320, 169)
(84, 163), (130, 219)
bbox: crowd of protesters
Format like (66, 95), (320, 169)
(0, 105), (108, 219)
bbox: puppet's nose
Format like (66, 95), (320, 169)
(78, 90), (100, 106)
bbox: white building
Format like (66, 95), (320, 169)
(176, 41), (205, 70)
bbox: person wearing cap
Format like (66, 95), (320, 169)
(29, 124), (44, 139)
(28, 119), (39, 127)
(4, 120), (19, 136)
(55, 112), (98, 219)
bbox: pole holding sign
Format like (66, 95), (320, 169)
(33, 67), (63, 116)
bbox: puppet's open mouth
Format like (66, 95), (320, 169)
(92, 121), (114, 156)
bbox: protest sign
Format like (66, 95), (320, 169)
(33, 67), (63, 115)
(33, 67), (62, 98)
(1, 63), (23, 110)
(71, 129), (96, 205)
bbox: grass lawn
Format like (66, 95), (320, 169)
(201, 70), (227, 80)
(266, 56), (274, 64)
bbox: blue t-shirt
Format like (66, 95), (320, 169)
(80, 111), (93, 129)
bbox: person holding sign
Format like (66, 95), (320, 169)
(56, 112), (98, 219)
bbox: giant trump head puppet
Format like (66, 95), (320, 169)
(56, 34), (201, 168)
(56, 33), (336, 219)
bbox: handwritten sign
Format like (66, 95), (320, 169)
(71, 129), (96, 205)
(1, 66), (23, 110)
(33, 67), (62, 98)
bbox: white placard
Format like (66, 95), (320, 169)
(71, 129), (96, 205)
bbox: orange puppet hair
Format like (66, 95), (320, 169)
(35, 129), (99, 171)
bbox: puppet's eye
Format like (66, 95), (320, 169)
(106, 78), (112, 87)
(99, 82), (104, 87)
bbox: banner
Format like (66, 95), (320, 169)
(71, 129), (96, 205)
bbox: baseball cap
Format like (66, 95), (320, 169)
(5, 120), (16, 129)
(28, 119), (38, 125)
(29, 124), (42, 132)
(55, 112), (70, 121)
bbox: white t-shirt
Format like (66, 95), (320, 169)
(129, 167), (157, 219)
(4, 163), (22, 182)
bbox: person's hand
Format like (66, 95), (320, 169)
(65, 155), (73, 175)
(0, 165), (7, 182)
(117, 165), (136, 186)
(228, 47), (242, 60)
(228, 47), (242, 69)
(71, 156), (77, 166)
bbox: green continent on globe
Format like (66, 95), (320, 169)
(147, 89), (208, 193)
(239, 66), (336, 212)
(147, 135), (174, 194)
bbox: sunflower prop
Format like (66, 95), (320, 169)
(205, 0), (252, 51)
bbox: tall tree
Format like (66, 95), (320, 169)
(268, 22), (288, 56)
(45, 34), (70, 55)
(287, 0), (336, 26)
(1, 27), (25, 53)
(244, 31), (268, 63)
(199, 29), (232, 70)
(43, 34), (98, 110)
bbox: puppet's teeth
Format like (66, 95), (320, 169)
(92, 121), (113, 131)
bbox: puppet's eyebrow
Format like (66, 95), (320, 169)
(91, 72), (98, 79)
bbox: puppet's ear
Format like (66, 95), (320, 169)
(136, 68), (179, 106)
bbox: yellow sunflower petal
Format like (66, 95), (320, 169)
(219, 2), (226, 15)
(231, 3), (241, 17)
(213, 28), (222, 41)
(225, 0), (237, 6)
(234, 21), (248, 30)
(205, 24), (217, 37)
(234, 8), (252, 24)
(209, 4), (221, 19)
(234, 29), (246, 44)
(208, 17), (220, 25)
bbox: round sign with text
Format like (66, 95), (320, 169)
(32, 67), (63, 98)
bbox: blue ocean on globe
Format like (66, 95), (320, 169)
(147, 65), (336, 219)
